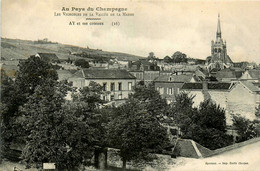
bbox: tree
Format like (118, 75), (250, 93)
(171, 51), (187, 63)
(71, 81), (105, 146)
(170, 93), (233, 150)
(129, 83), (168, 119)
(0, 70), (17, 160)
(20, 80), (96, 169)
(1, 56), (59, 158)
(106, 99), (169, 169)
(72, 81), (103, 111)
(170, 92), (197, 137)
(1, 55), (98, 169)
(192, 100), (233, 149)
(232, 115), (260, 143)
(16, 55), (58, 97)
(74, 59), (90, 68)
(147, 52), (156, 60)
(197, 99), (226, 132)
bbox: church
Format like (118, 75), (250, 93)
(206, 14), (233, 71)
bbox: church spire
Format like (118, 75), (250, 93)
(217, 13), (221, 38)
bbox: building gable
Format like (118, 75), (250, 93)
(240, 70), (252, 80)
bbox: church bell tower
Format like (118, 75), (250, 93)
(208, 14), (233, 71)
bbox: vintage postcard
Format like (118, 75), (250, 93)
(1, 0), (260, 170)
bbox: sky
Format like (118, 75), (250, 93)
(1, 0), (260, 63)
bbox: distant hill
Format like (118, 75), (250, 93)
(1, 38), (144, 61)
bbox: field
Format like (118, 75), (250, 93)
(1, 38), (144, 61)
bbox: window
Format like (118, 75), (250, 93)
(110, 95), (115, 101)
(111, 82), (115, 91)
(118, 94), (122, 99)
(128, 82), (132, 90)
(168, 88), (173, 95)
(103, 95), (107, 101)
(103, 82), (107, 91)
(118, 82), (122, 91)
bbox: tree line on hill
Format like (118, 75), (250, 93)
(73, 52), (111, 61)
(148, 51), (205, 64)
(0, 56), (259, 170)
(148, 51), (188, 63)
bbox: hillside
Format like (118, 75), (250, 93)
(1, 38), (144, 61)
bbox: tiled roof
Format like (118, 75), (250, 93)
(132, 60), (153, 66)
(181, 82), (232, 90)
(248, 70), (260, 79)
(164, 56), (171, 60)
(181, 83), (202, 89)
(241, 81), (260, 92)
(80, 69), (136, 79)
(57, 70), (78, 80)
(154, 74), (194, 82)
(197, 67), (209, 75)
(215, 69), (243, 79)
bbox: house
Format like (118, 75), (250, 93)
(129, 60), (160, 83)
(71, 69), (136, 101)
(57, 62), (79, 70)
(160, 70), (174, 76)
(35, 53), (59, 62)
(154, 74), (197, 104)
(129, 59), (159, 71)
(215, 68), (244, 82)
(88, 59), (109, 68)
(163, 56), (172, 63)
(226, 81), (260, 122)
(56, 70), (78, 81)
(181, 82), (234, 125)
(187, 58), (196, 65)
(181, 81), (260, 125)
(115, 59), (129, 69)
(240, 69), (260, 82)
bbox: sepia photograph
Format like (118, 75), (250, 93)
(1, 0), (260, 170)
